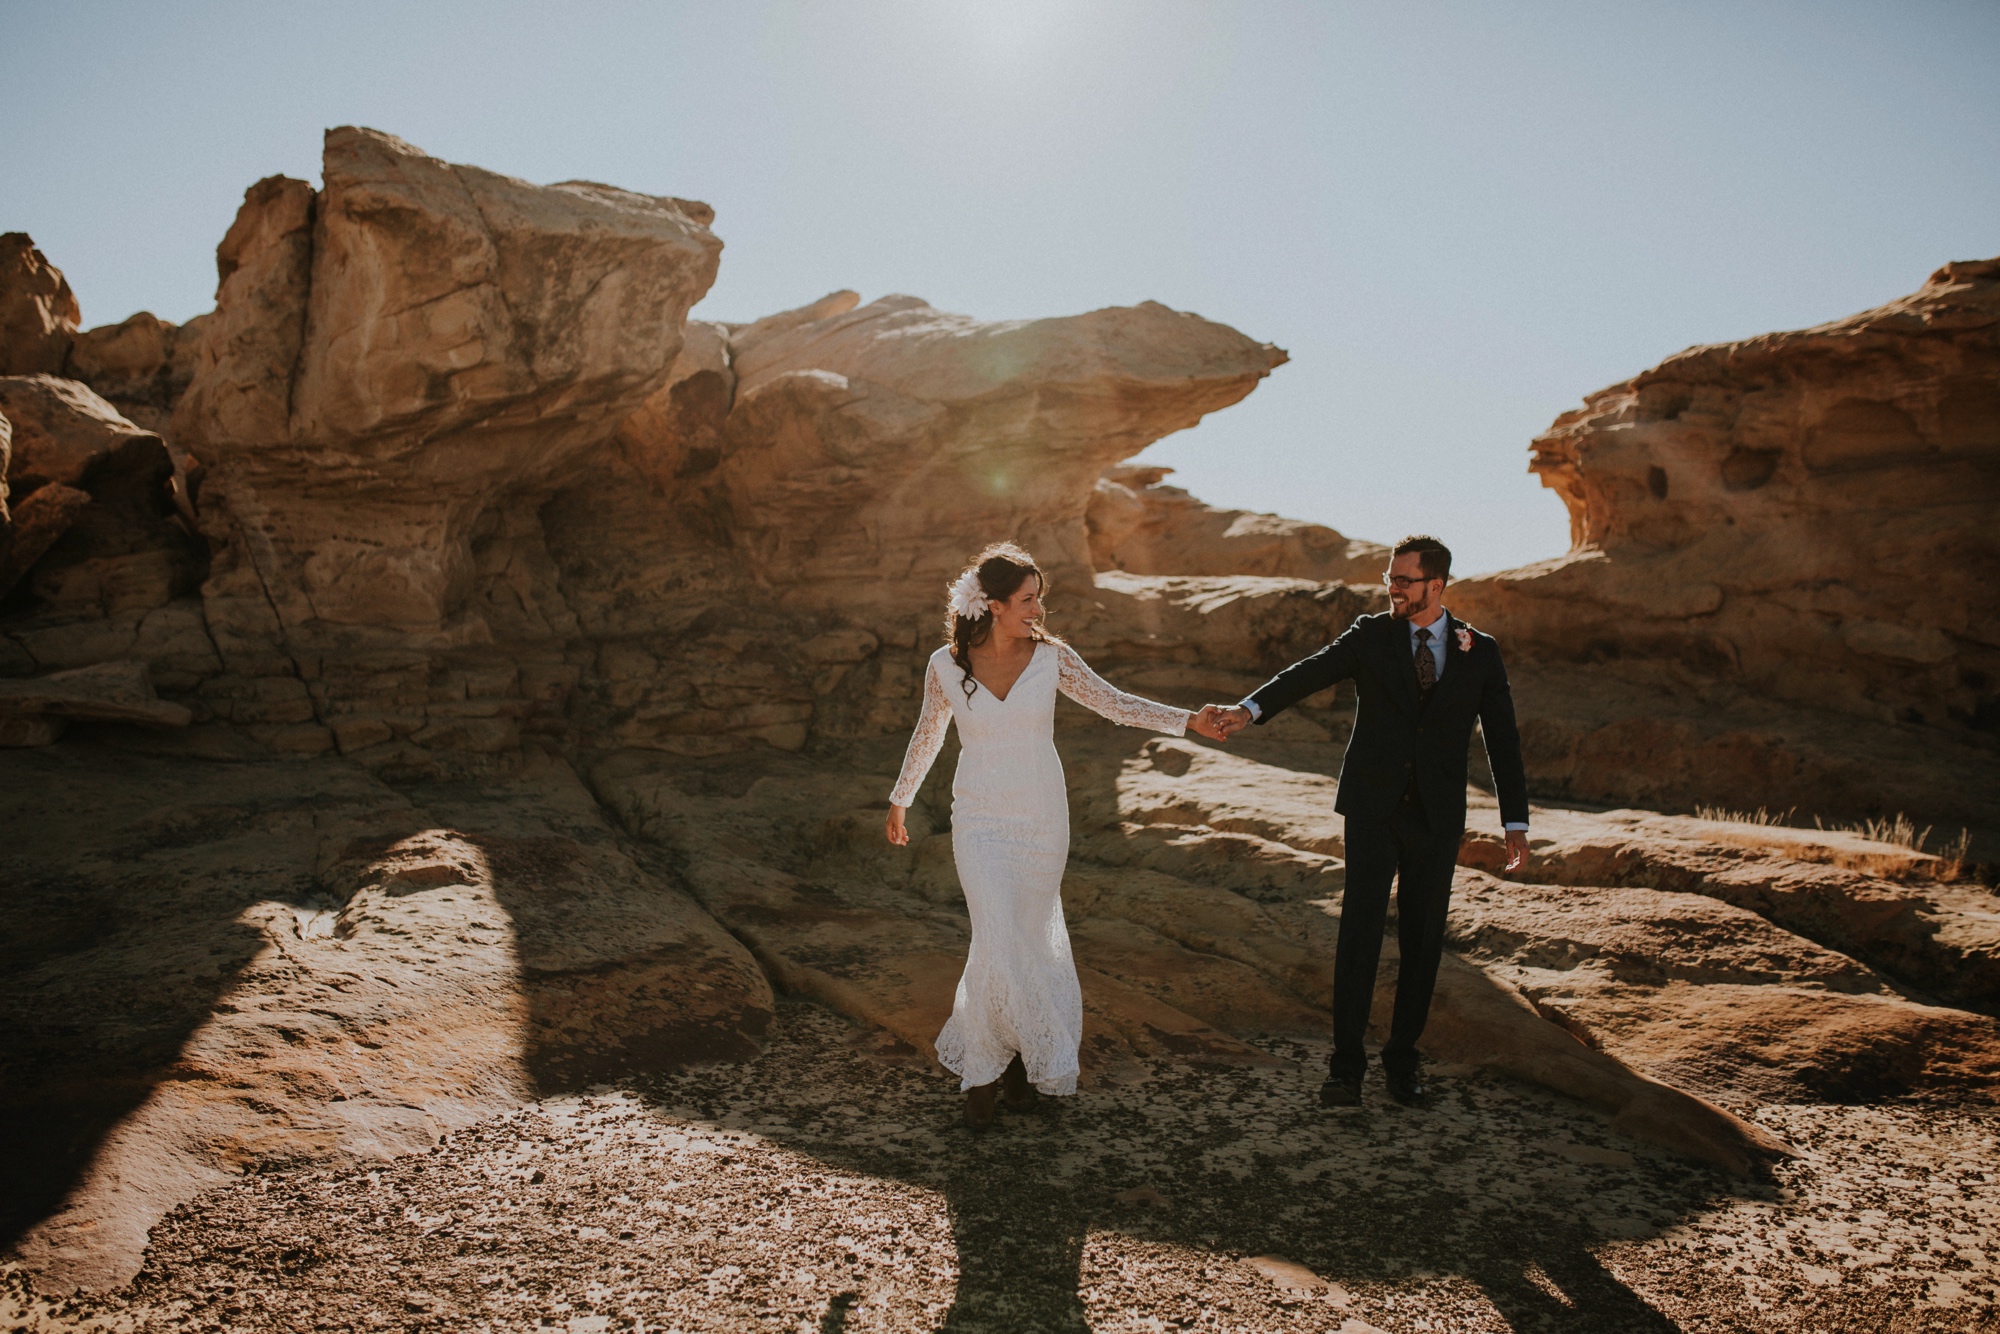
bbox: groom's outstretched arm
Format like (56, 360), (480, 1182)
(1244, 623), (1364, 724)
(1478, 645), (1532, 827)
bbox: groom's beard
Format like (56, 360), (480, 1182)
(1390, 590), (1433, 622)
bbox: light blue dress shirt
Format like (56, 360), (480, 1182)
(1409, 612), (1449, 684)
(1238, 608), (1528, 831)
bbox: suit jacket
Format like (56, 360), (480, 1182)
(1245, 610), (1530, 833)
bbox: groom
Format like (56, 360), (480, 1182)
(1205, 535), (1529, 1107)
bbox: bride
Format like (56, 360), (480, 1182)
(885, 542), (1226, 1127)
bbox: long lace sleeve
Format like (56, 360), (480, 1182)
(1054, 642), (1191, 735)
(889, 656), (953, 807)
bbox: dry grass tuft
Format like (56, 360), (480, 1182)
(1815, 811), (1931, 851)
(1933, 828), (1973, 883)
(1697, 807), (1975, 882)
(1694, 805), (1795, 827)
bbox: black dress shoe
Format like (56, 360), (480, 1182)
(963, 1081), (999, 1129)
(1384, 1070), (1427, 1105)
(1000, 1053), (1037, 1112)
(1319, 1075), (1363, 1107)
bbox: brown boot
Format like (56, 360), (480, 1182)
(1001, 1053), (1037, 1112)
(963, 1080), (999, 1129)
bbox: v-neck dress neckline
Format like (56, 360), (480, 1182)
(971, 641), (1044, 704)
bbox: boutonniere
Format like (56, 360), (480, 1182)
(1455, 627), (1474, 653)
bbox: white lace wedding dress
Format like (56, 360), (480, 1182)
(889, 639), (1191, 1095)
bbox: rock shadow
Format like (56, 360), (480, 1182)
(0, 865), (266, 1255)
(0, 740), (771, 1289)
(0, 734), (343, 1261)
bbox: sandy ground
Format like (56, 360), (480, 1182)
(4, 1001), (1994, 1334)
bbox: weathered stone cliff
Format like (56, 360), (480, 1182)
(175, 129), (723, 739)
(1431, 259), (2000, 842)
(1087, 463), (1386, 583)
(0, 234), (79, 377)
(1451, 258), (2000, 735)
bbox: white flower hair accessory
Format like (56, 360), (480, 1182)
(948, 569), (991, 621)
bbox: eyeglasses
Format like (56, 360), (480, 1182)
(1381, 574), (1438, 589)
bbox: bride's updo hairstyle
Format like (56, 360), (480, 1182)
(945, 542), (1049, 700)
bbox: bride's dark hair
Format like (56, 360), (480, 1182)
(946, 542), (1049, 700)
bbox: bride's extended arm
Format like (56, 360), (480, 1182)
(1054, 642), (1191, 735)
(887, 658), (953, 842)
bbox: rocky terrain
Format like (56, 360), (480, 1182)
(1448, 259), (2000, 835)
(4, 1005), (1995, 1334)
(1, 128), (1995, 1329)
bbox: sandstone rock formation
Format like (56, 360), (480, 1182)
(173, 128), (723, 710)
(1088, 463), (1387, 583)
(0, 234), (79, 376)
(563, 290), (1290, 649)
(0, 375), (198, 613)
(1, 226), (211, 438)
(0, 484), (91, 608)
(5, 130), (1996, 1306)
(65, 309), (213, 436)
(1450, 258), (2000, 740)
(0, 137), (1292, 768)
(0, 375), (164, 495)
(0, 659), (189, 745)
(716, 294), (1288, 616)
(534, 290), (1287, 759)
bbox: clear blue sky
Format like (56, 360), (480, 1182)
(5, 1), (1996, 573)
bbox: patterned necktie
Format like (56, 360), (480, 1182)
(1414, 627), (1436, 700)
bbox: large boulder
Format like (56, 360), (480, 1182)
(174, 127), (723, 669)
(708, 291), (1288, 634)
(0, 234), (80, 376)
(0, 376), (198, 614)
(66, 309), (213, 435)
(1450, 258), (2000, 739)
(0, 374), (167, 495)
(0, 659), (191, 746)
(1087, 463), (1386, 583)
(1493, 655), (2000, 852)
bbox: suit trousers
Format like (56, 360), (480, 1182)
(1329, 796), (1461, 1081)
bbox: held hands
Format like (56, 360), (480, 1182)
(1190, 704), (1253, 743)
(885, 805), (910, 847)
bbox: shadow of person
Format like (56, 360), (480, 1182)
(818, 1289), (860, 1331)
(1461, 1233), (1683, 1334)
(936, 1128), (1096, 1334)
(632, 1005), (1714, 1334)
(565, 703), (1734, 1329)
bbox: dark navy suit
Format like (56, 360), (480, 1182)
(1245, 610), (1529, 1080)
